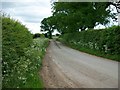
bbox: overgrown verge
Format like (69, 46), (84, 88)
(58, 26), (120, 61)
(2, 15), (49, 88)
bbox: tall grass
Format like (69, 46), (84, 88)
(3, 38), (49, 88)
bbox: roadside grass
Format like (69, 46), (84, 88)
(21, 38), (49, 88)
(57, 38), (120, 62)
(2, 38), (49, 88)
(23, 72), (43, 88)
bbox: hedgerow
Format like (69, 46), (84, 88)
(61, 26), (120, 61)
(2, 15), (49, 88)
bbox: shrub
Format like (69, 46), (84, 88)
(2, 15), (33, 87)
(2, 14), (49, 88)
(61, 26), (120, 61)
(33, 33), (41, 39)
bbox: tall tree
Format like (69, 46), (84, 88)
(40, 16), (55, 39)
(51, 2), (115, 33)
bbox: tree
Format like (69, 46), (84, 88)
(40, 16), (56, 39)
(106, 1), (120, 13)
(33, 33), (40, 39)
(50, 2), (116, 33)
(57, 0), (120, 13)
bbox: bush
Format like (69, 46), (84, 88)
(2, 15), (49, 88)
(33, 33), (41, 39)
(17, 38), (49, 88)
(2, 15), (33, 88)
(61, 26), (120, 61)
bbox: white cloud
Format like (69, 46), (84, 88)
(24, 22), (41, 34)
(2, 0), (52, 34)
(2, 0), (52, 2)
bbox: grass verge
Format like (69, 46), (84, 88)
(22, 38), (49, 88)
(57, 38), (119, 62)
(2, 38), (49, 88)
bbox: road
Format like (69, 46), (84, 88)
(40, 40), (118, 88)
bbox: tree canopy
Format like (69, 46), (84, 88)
(40, 16), (56, 38)
(40, 2), (117, 35)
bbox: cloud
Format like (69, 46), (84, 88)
(2, 0), (53, 2)
(2, 0), (52, 33)
(2, 2), (16, 9)
(24, 22), (41, 34)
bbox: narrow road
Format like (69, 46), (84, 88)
(40, 40), (118, 88)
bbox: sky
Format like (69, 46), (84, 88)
(1, 0), (118, 34)
(1, 0), (53, 34)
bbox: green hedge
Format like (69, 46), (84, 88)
(61, 26), (120, 61)
(2, 15), (50, 88)
(2, 16), (32, 87)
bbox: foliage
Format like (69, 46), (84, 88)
(47, 2), (115, 34)
(2, 16), (32, 55)
(40, 16), (56, 39)
(41, 2), (117, 36)
(2, 15), (49, 88)
(33, 33), (45, 39)
(33, 33), (41, 39)
(60, 26), (120, 61)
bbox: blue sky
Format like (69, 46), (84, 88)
(1, 0), (118, 34)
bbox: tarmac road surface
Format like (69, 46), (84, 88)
(40, 40), (118, 88)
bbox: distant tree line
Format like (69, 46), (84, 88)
(33, 33), (51, 39)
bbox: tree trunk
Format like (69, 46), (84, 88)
(49, 30), (52, 39)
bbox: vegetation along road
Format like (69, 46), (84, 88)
(41, 40), (118, 88)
